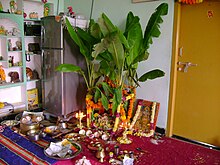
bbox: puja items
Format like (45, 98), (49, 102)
(20, 111), (44, 134)
(75, 110), (86, 129)
(27, 129), (42, 141)
(75, 156), (91, 165)
(96, 147), (105, 163)
(44, 139), (81, 159)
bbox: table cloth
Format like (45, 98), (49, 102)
(1, 127), (220, 165)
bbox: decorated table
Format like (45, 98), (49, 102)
(1, 126), (220, 165)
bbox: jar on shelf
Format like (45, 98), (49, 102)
(9, 0), (17, 14)
(29, 12), (38, 19)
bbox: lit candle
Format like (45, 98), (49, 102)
(75, 110), (86, 129)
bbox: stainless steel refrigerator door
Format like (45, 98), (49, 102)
(41, 16), (63, 49)
(42, 49), (63, 116)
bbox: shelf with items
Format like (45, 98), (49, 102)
(24, 18), (42, 111)
(0, 5), (27, 114)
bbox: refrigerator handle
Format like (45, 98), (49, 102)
(41, 50), (45, 80)
(41, 26), (45, 46)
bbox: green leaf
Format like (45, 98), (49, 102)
(76, 27), (98, 46)
(132, 51), (149, 64)
(98, 13), (116, 36)
(56, 64), (82, 73)
(92, 31), (117, 58)
(143, 3), (168, 50)
(89, 19), (102, 40)
(96, 51), (113, 62)
(97, 13), (126, 81)
(112, 95), (118, 114)
(117, 27), (130, 50)
(138, 69), (165, 82)
(99, 60), (111, 76)
(107, 33), (125, 77)
(115, 87), (122, 104)
(94, 89), (101, 103)
(101, 92), (109, 110)
(65, 18), (90, 60)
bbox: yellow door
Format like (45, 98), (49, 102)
(172, 1), (220, 147)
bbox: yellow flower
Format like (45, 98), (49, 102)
(93, 113), (99, 118)
(86, 94), (93, 99)
(121, 115), (126, 121)
(0, 102), (4, 109)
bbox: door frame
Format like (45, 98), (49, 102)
(166, 2), (181, 137)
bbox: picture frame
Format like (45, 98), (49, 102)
(132, 0), (159, 3)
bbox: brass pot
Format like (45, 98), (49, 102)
(20, 123), (40, 135)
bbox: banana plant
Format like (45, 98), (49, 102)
(124, 3), (168, 87)
(56, 3), (168, 113)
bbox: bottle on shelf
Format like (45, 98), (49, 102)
(8, 39), (13, 51)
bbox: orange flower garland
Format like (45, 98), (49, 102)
(178, 0), (203, 4)
(86, 77), (137, 131)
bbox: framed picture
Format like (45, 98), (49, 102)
(132, 0), (159, 3)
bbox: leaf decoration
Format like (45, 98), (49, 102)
(143, 3), (168, 50)
(124, 13), (143, 66)
(98, 14), (125, 81)
(101, 92), (109, 110)
(65, 18), (91, 60)
(138, 69), (165, 82)
(94, 89), (101, 103)
(92, 31), (117, 58)
(56, 64), (82, 73)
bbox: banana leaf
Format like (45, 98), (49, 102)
(138, 69), (165, 82)
(89, 19), (103, 40)
(56, 63), (82, 73)
(143, 3), (168, 50)
(92, 31), (118, 59)
(65, 18), (91, 60)
(124, 12), (143, 67)
(98, 15), (125, 81)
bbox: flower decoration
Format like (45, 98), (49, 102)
(42, 0), (47, 4)
(67, 6), (75, 16)
(178, 0), (203, 4)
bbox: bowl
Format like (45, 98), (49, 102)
(20, 122), (40, 135)
(27, 129), (41, 141)
(1, 120), (19, 127)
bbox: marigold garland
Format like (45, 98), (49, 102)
(178, 0), (203, 4)
(86, 77), (137, 131)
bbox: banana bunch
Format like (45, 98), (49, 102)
(0, 102), (5, 109)
(178, 0), (203, 4)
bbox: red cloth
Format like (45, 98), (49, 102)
(54, 136), (220, 165)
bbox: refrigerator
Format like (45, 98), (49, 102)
(41, 16), (87, 117)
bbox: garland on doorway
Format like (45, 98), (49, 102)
(178, 0), (203, 5)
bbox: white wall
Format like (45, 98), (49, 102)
(64, 0), (174, 129)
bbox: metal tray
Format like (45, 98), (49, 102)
(44, 140), (82, 160)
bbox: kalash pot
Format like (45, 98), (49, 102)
(20, 114), (43, 135)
